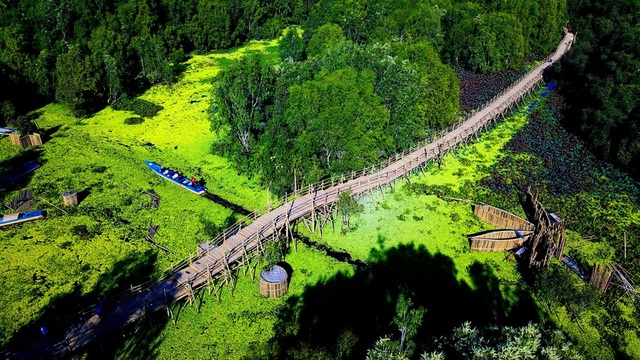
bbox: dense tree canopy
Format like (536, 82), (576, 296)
(559, 0), (640, 176)
(0, 0), (568, 124)
(0, 0), (311, 120)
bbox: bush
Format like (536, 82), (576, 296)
(113, 98), (163, 118)
(124, 117), (145, 125)
(91, 165), (107, 173)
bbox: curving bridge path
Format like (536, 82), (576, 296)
(10, 31), (574, 359)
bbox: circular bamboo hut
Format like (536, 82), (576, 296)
(259, 265), (288, 298)
(62, 191), (78, 207)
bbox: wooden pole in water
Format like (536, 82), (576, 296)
(266, 186), (271, 211)
(311, 195), (316, 233)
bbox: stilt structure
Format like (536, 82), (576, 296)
(589, 263), (613, 292)
(526, 188), (567, 268)
(143, 190), (161, 209)
(5, 189), (34, 212)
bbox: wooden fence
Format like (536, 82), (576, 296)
(468, 230), (533, 252)
(473, 204), (534, 231)
(589, 263), (613, 292)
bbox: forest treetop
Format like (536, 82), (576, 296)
(0, 0), (567, 119)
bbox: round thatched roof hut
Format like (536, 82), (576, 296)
(259, 265), (288, 298)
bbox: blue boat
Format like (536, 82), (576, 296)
(0, 210), (44, 228)
(0, 127), (17, 135)
(146, 161), (206, 195)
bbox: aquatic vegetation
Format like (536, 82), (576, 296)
(456, 68), (526, 112)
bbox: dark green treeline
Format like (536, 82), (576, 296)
(560, 0), (640, 177)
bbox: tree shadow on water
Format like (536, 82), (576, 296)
(265, 243), (538, 359)
(2, 251), (168, 359)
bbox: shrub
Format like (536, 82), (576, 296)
(113, 98), (163, 118)
(91, 165), (107, 173)
(124, 117), (145, 125)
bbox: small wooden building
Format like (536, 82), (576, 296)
(9, 132), (42, 149)
(259, 265), (288, 298)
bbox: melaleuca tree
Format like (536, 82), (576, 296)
(280, 27), (305, 62)
(366, 295), (426, 360)
(284, 67), (389, 177)
(307, 23), (347, 58)
(102, 54), (123, 105)
(336, 190), (364, 234)
(214, 55), (275, 156)
(423, 322), (583, 360)
(131, 31), (173, 85)
(54, 45), (102, 117)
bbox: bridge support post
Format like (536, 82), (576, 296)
(241, 243), (250, 276)
(164, 290), (176, 324)
(313, 198), (317, 234)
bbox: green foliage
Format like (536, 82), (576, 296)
(9, 114), (38, 135)
(284, 67), (389, 175)
(337, 189), (364, 234)
(307, 23), (347, 58)
(569, 239), (615, 268)
(260, 239), (287, 269)
(215, 35), (459, 193)
(305, 0), (567, 73)
(280, 27), (305, 62)
(0, 39), (277, 346)
(0, 0), (311, 116)
(130, 243), (353, 359)
(446, 12), (526, 74)
(560, 0), (640, 176)
(112, 98), (164, 118)
(214, 55), (275, 156)
(393, 294), (426, 357)
(0, 100), (16, 125)
(366, 337), (409, 360)
(54, 45), (102, 117)
(423, 322), (583, 359)
(102, 54), (123, 105)
(535, 264), (599, 323)
(123, 117), (144, 125)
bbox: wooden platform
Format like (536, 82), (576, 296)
(468, 230), (533, 252)
(473, 204), (534, 231)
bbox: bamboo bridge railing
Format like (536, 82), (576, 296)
(5, 31), (575, 359)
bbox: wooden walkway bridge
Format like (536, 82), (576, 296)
(8, 32), (574, 359)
